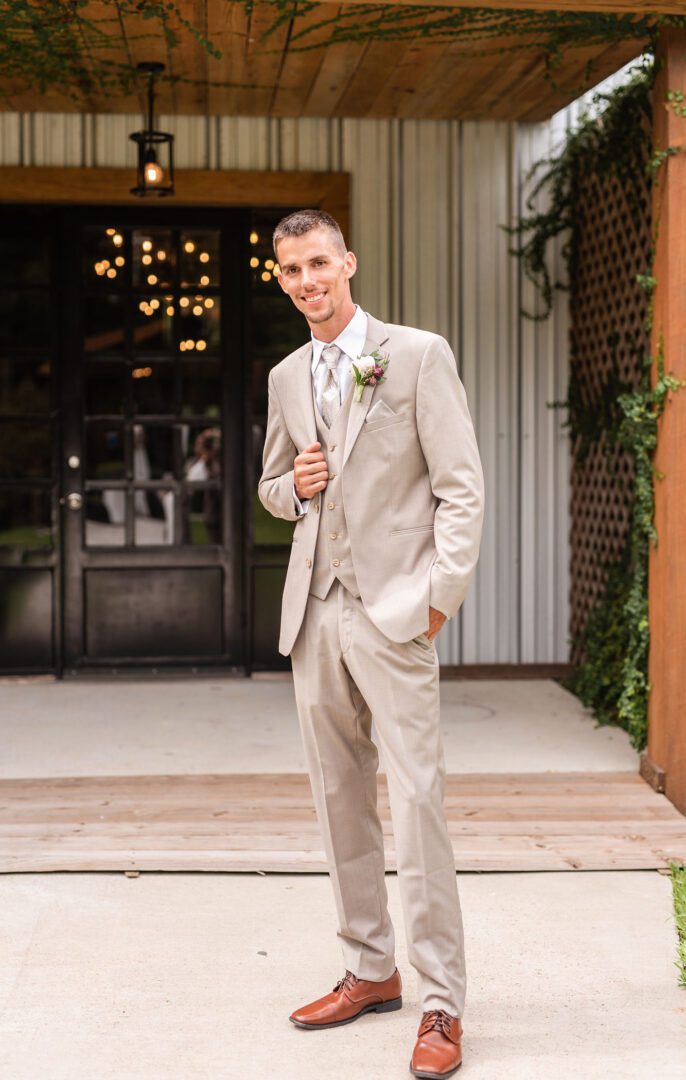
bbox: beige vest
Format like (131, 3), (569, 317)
(309, 382), (361, 600)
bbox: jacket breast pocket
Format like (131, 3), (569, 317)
(361, 412), (409, 434)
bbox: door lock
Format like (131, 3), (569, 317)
(66, 492), (83, 510)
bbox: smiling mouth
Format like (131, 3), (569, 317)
(302, 291), (326, 304)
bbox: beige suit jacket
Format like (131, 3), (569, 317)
(258, 312), (485, 657)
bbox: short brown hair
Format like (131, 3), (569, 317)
(272, 208), (347, 259)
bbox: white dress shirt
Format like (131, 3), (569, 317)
(293, 304), (368, 516)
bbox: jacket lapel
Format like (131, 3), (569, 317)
(291, 340), (318, 449)
(341, 313), (390, 472)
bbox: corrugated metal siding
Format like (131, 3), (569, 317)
(0, 109), (582, 664)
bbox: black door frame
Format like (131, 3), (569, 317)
(57, 204), (250, 674)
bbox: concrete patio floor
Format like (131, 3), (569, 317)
(1, 675), (638, 777)
(0, 676), (684, 1079)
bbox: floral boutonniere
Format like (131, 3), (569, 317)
(350, 349), (390, 403)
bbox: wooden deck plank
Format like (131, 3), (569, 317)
(1, 771), (685, 873)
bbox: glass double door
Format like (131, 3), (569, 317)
(0, 203), (306, 674)
(60, 208), (244, 669)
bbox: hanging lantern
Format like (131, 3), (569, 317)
(129, 62), (174, 197)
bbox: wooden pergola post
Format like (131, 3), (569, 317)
(646, 28), (686, 813)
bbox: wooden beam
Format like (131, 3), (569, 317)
(335, 0), (686, 11)
(648, 26), (686, 815)
(0, 167), (350, 241)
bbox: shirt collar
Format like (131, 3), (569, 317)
(310, 304), (368, 373)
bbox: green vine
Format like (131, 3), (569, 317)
(2, 2), (686, 106)
(507, 55), (686, 751)
(250, 1), (686, 103)
(505, 59), (655, 320)
(0, 0), (220, 102)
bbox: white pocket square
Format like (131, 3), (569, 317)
(365, 399), (396, 423)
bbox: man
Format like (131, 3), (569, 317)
(258, 208), (484, 1079)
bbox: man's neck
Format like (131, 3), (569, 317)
(310, 301), (357, 344)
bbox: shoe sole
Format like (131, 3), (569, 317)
(409, 1061), (462, 1079)
(289, 995), (402, 1030)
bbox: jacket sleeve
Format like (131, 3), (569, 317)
(416, 334), (485, 618)
(258, 369), (305, 522)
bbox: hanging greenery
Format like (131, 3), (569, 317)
(2, 1), (686, 106)
(0, 0), (220, 102)
(254, 2), (679, 88)
(506, 55), (685, 752)
(505, 61), (655, 321)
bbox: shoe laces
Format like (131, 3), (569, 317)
(333, 970), (358, 994)
(421, 1009), (455, 1037)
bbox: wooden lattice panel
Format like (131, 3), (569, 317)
(569, 161), (652, 661)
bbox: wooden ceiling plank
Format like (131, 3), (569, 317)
(510, 39), (646, 120)
(8, 0), (136, 115)
(207, 0), (250, 116)
(301, 40), (368, 117)
(496, 38), (643, 121)
(366, 37), (451, 118)
(300, 4), (393, 118)
(338, 9), (452, 118)
(336, 36), (421, 117)
(167, 0), (209, 115)
(270, 2), (343, 117)
(115, 0), (178, 114)
(235, 0), (292, 115)
(393, 44), (486, 120)
(430, 40), (554, 122)
(67, 0), (121, 113)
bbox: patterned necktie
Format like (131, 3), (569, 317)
(320, 343), (342, 428)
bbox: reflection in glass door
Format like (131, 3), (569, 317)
(61, 209), (243, 670)
(0, 209), (57, 670)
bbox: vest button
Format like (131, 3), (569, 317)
(329, 444), (336, 451)
(332, 559), (340, 567)
(305, 558), (311, 567)
(330, 532), (337, 540)
(314, 503), (320, 513)
(327, 501), (335, 510)
(329, 473), (336, 480)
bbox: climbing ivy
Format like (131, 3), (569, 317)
(507, 55), (685, 751)
(250, 4), (686, 100)
(0, 0), (220, 102)
(2, 2), (686, 105)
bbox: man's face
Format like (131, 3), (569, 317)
(276, 227), (356, 325)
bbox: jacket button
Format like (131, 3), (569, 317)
(327, 501), (335, 510)
(314, 503), (320, 513)
(329, 473), (336, 480)
(305, 557), (311, 567)
(329, 444), (336, 451)
(332, 559), (340, 567)
(330, 532), (337, 540)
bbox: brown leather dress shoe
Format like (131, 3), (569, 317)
(289, 968), (402, 1029)
(410, 1009), (463, 1078)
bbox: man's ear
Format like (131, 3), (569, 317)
(344, 251), (357, 279)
